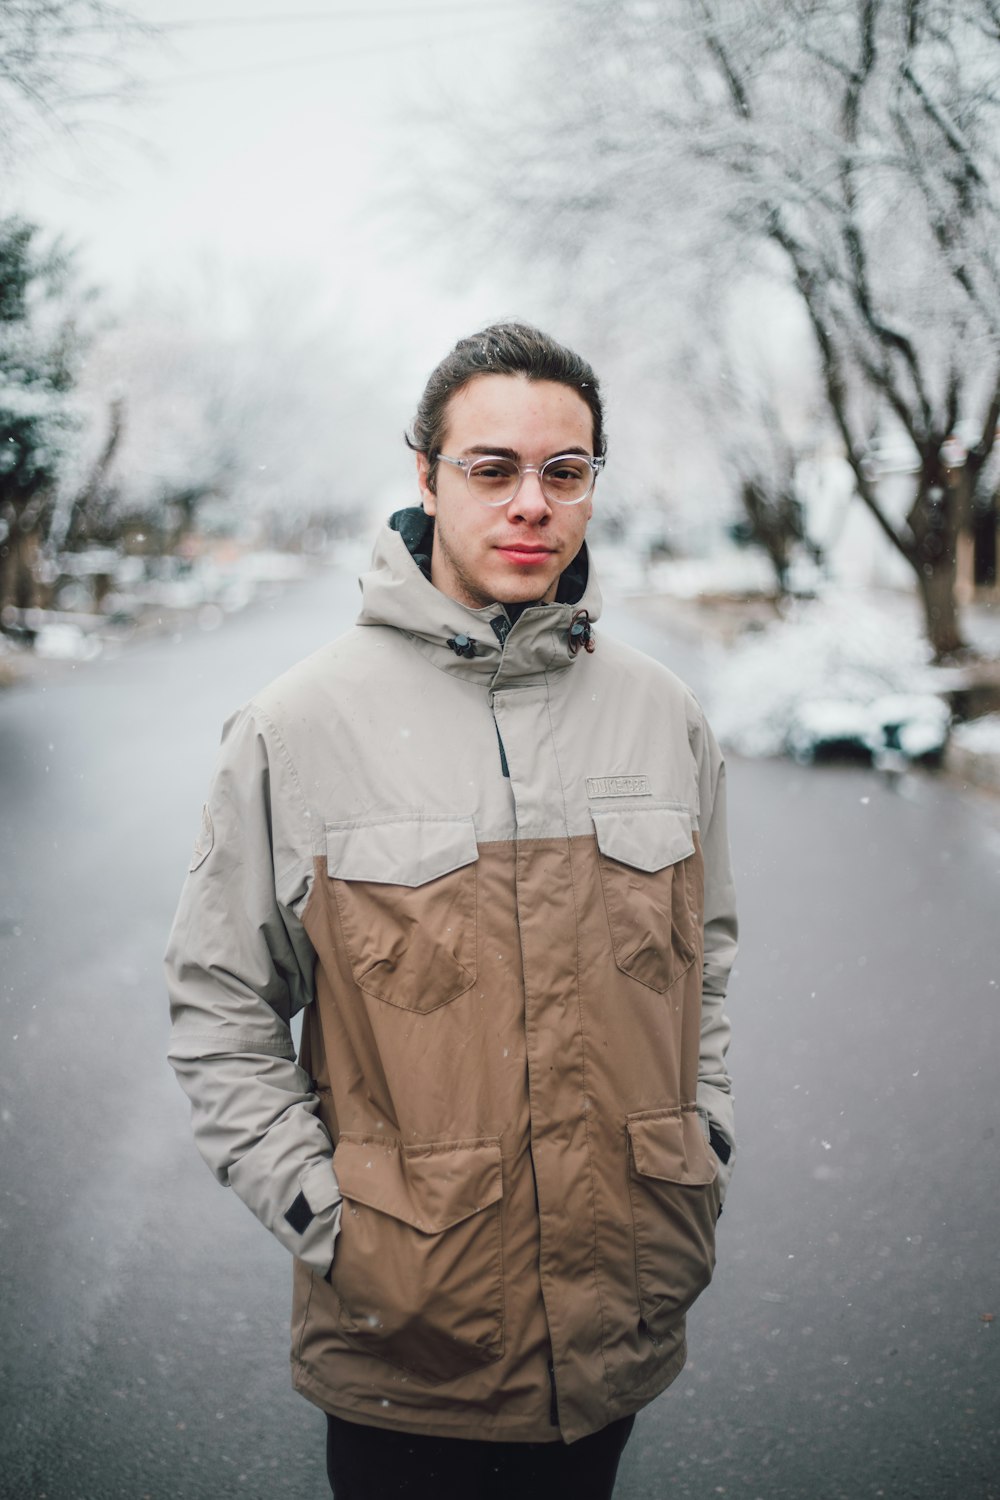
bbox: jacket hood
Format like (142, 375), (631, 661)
(356, 507), (603, 688)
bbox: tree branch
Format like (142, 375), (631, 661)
(833, 6), (935, 435)
(839, 211), (934, 430)
(769, 215), (916, 565)
(697, 0), (752, 117)
(899, 61), (986, 192)
(889, 94), (1000, 339)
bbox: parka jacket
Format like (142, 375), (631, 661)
(166, 509), (738, 1445)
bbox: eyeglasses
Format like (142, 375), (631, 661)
(435, 451), (605, 507)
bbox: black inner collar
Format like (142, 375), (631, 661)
(388, 507), (588, 617)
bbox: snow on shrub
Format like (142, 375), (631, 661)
(709, 592), (937, 758)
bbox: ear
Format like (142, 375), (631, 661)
(416, 451), (436, 515)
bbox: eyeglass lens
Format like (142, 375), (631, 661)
(466, 456), (594, 506)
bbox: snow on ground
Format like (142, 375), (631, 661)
(951, 713), (1000, 753)
(33, 623), (103, 662)
(605, 539), (999, 773)
(645, 549), (778, 600)
(590, 541), (783, 603)
(963, 598), (1000, 657)
(707, 590), (939, 758)
(946, 712), (1000, 792)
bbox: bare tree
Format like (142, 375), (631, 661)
(0, 0), (152, 166)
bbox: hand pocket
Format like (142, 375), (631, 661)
(329, 1134), (504, 1384)
(626, 1107), (720, 1341)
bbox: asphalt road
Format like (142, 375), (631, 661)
(1, 564), (998, 1500)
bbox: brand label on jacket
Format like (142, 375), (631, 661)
(586, 775), (651, 799)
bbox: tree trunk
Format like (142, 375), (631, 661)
(905, 459), (968, 659)
(0, 526), (41, 615)
(914, 553), (965, 658)
(62, 395), (124, 548)
(972, 496), (997, 588)
(740, 478), (795, 595)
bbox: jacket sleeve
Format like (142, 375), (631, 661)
(694, 712), (739, 1203)
(165, 705), (342, 1274)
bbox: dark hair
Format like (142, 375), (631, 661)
(406, 321), (606, 492)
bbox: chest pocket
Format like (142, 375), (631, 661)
(592, 805), (698, 993)
(327, 817), (478, 1014)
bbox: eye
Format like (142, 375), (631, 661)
(544, 457), (590, 486)
(468, 457), (518, 483)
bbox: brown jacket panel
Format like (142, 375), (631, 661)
(291, 826), (721, 1440)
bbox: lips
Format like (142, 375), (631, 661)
(495, 544), (555, 564)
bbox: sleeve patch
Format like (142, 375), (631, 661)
(284, 1190), (315, 1235)
(708, 1123), (732, 1165)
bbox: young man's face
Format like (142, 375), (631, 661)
(417, 373), (596, 609)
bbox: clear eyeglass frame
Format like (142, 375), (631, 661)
(435, 451), (605, 507)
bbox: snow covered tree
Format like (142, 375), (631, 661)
(681, 0), (1000, 655)
(671, 266), (826, 592)
(60, 267), (402, 549)
(0, 219), (87, 613)
(414, 0), (1000, 656)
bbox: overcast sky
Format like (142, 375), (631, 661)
(8, 3), (734, 528)
(9, 0), (547, 358)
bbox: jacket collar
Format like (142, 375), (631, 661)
(356, 508), (603, 689)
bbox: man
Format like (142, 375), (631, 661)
(166, 322), (737, 1499)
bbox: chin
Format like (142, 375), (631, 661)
(490, 567), (559, 605)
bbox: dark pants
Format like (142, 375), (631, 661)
(326, 1411), (636, 1500)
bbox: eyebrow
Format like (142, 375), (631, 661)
(459, 444), (592, 460)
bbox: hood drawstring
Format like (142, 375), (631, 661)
(568, 610), (595, 656)
(446, 634), (478, 659)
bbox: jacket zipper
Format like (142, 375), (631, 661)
(488, 615), (513, 778)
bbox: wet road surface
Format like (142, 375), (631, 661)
(2, 564), (998, 1499)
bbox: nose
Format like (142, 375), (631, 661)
(508, 468), (551, 524)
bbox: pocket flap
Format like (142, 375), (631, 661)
(326, 817), (478, 887)
(627, 1109), (717, 1186)
(333, 1136), (503, 1233)
(592, 805), (694, 872)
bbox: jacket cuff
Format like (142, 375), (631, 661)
(281, 1158), (343, 1274)
(300, 1155), (343, 1214)
(697, 1085), (736, 1206)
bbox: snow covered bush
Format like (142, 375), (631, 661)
(709, 592), (939, 759)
